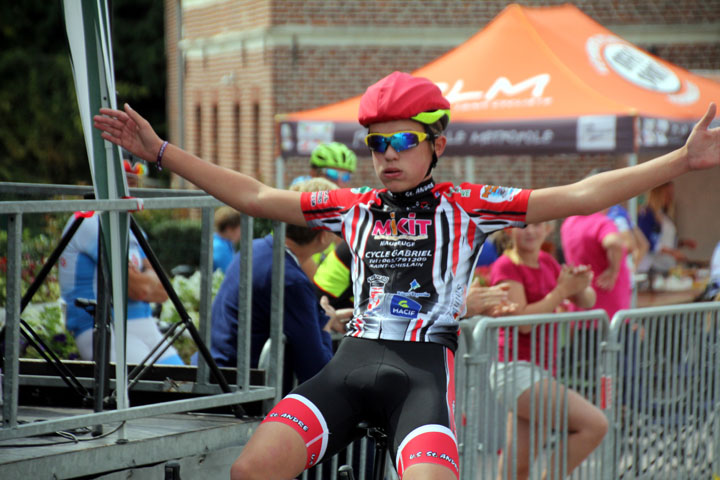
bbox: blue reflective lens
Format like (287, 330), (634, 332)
(364, 131), (427, 153)
(324, 168), (351, 183)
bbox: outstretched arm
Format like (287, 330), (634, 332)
(93, 104), (306, 226)
(526, 103), (719, 224)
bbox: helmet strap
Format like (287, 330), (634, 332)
(424, 125), (437, 177)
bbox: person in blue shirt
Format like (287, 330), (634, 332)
(607, 203), (649, 273)
(209, 178), (351, 394)
(212, 206), (242, 273)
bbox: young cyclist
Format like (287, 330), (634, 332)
(94, 71), (719, 480)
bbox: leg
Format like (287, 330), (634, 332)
(73, 328), (95, 360)
(497, 411), (534, 480)
(126, 317), (184, 365)
(515, 379), (608, 479)
(391, 344), (460, 479)
(403, 462), (458, 480)
(230, 421), (307, 480)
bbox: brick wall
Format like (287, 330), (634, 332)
(268, 0), (720, 25)
(168, 0), (720, 191)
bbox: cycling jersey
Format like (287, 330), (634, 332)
(301, 178), (531, 351)
(59, 213), (151, 336)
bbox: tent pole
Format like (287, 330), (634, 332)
(275, 155), (285, 188)
(464, 156), (475, 184)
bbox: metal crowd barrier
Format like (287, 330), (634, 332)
(607, 302), (720, 480)
(459, 310), (611, 480)
(0, 182), (283, 441)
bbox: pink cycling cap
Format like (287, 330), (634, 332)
(358, 71), (450, 127)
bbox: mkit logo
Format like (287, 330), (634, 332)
(372, 212), (432, 241)
(390, 295), (421, 319)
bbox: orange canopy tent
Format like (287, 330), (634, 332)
(277, 3), (720, 157)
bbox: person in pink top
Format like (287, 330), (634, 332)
(490, 222), (606, 480)
(560, 209), (631, 320)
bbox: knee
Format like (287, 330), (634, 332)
(230, 458), (255, 480)
(587, 411), (609, 446)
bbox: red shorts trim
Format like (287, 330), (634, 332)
(262, 394), (329, 469)
(396, 425), (459, 479)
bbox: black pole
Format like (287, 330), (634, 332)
(128, 216), (246, 418)
(20, 214), (85, 311)
(92, 223), (112, 435)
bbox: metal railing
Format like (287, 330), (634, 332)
(0, 182), (284, 441)
(460, 310), (611, 480)
(607, 302), (720, 480)
(262, 302), (720, 480)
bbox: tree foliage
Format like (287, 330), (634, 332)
(0, 0), (166, 185)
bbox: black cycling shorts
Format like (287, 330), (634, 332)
(262, 336), (459, 478)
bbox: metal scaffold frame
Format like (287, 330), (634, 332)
(0, 182), (285, 442)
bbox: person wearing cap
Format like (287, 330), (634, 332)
(94, 71), (720, 479)
(59, 158), (184, 365)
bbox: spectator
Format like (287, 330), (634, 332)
(712, 241), (720, 286)
(313, 239), (354, 310)
(58, 158), (183, 365)
(490, 222), (606, 480)
(291, 143), (357, 279)
(209, 177), (351, 395)
(637, 182), (696, 273)
(699, 241), (720, 301)
(213, 206), (242, 273)
(607, 204), (649, 272)
(561, 208), (632, 320)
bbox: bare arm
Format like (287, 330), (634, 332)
(526, 104), (719, 224)
(596, 233), (625, 291)
(463, 282), (518, 318)
(93, 104), (306, 225)
(127, 259), (169, 304)
(500, 275), (569, 334)
(632, 227), (650, 267)
(501, 265), (595, 333)
(568, 268), (597, 309)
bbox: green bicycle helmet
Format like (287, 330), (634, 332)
(310, 142), (357, 173)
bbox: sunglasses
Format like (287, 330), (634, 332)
(364, 131), (429, 153)
(323, 168), (352, 183)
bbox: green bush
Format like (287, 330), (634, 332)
(159, 269), (225, 363)
(0, 227), (61, 306)
(142, 218), (202, 272)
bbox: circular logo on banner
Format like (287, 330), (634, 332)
(603, 43), (681, 93)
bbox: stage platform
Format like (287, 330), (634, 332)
(0, 360), (267, 479)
